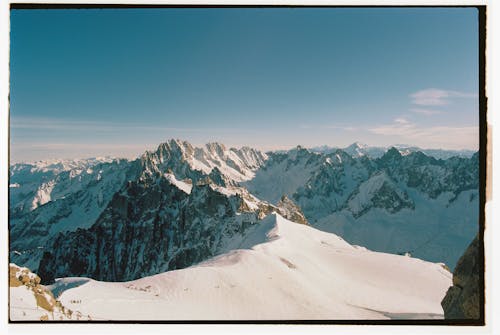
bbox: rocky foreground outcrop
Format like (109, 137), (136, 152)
(9, 263), (79, 320)
(441, 235), (482, 319)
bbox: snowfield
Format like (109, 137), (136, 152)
(44, 214), (452, 321)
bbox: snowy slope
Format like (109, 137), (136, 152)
(47, 214), (451, 321)
(315, 189), (479, 268)
(345, 172), (414, 217)
(164, 172), (193, 194)
(244, 146), (325, 203)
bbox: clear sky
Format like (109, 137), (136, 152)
(9, 7), (479, 162)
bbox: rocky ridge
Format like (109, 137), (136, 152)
(441, 235), (482, 320)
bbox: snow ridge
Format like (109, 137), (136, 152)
(37, 214), (453, 321)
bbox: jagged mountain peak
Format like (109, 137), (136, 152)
(284, 145), (321, 163)
(139, 140), (268, 183)
(377, 147), (403, 165)
(157, 138), (195, 159)
(385, 146), (403, 157)
(290, 144), (312, 153)
(346, 141), (368, 150)
(404, 150), (439, 165)
(342, 142), (387, 159)
(205, 141), (227, 155)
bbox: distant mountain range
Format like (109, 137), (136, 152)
(9, 139), (478, 286)
(310, 142), (476, 160)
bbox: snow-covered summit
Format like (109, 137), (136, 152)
(343, 142), (370, 157)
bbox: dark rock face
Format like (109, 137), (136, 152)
(441, 235), (482, 320)
(37, 174), (265, 283)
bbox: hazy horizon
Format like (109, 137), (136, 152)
(10, 7), (479, 163)
(9, 138), (478, 164)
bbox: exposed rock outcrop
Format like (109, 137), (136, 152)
(9, 263), (75, 321)
(276, 195), (308, 225)
(441, 235), (482, 319)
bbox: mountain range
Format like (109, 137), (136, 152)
(311, 142), (476, 159)
(9, 139), (478, 284)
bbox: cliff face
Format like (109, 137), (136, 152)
(441, 235), (482, 320)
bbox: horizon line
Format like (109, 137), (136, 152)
(9, 139), (479, 165)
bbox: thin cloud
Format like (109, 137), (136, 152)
(9, 117), (236, 133)
(394, 117), (410, 125)
(368, 120), (478, 150)
(322, 125), (358, 131)
(410, 108), (442, 116)
(298, 124), (359, 131)
(410, 88), (477, 106)
(12, 142), (151, 151)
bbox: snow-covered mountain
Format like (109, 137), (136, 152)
(9, 140), (270, 272)
(12, 214), (452, 320)
(311, 142), (476, 160)
(10, 140), (308, 283)
(343, 142), (388, 158)
(246, 146), (479, 268)
(140, 139), (267, 184)
(9, 139), (478, 286)
(9, 156), (117, 214)
(9, 158), (138, 271)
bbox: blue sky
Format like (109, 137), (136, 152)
(10, 7), (479, 162)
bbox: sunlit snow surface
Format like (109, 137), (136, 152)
(39, 214), (452, 321)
